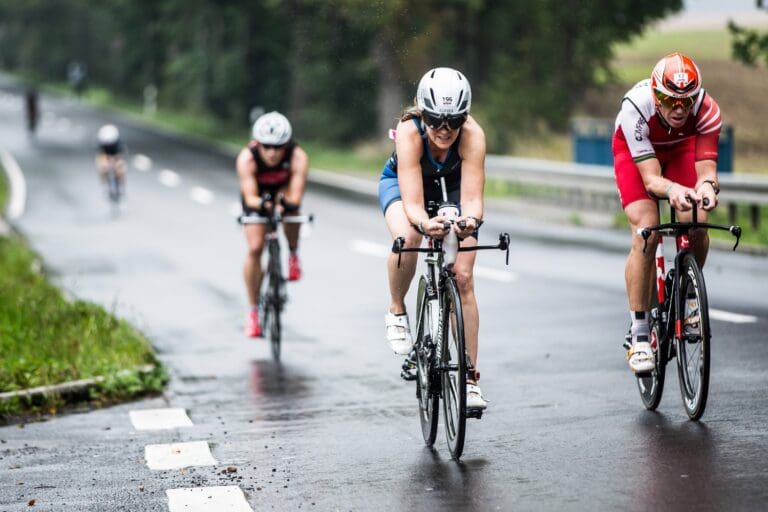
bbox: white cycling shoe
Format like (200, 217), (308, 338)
(466, 383), (488, 410)
(627, 336), (655, 373)
(386, 312), (413, 355)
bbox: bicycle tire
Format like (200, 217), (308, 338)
(676, 253), (710, 420)
(637, 284), (666, 410)
(441, 276), (467, 460)
(107, 169), (121, 203)
(415, 277), (439, 446)
(266, 241), (283, 362)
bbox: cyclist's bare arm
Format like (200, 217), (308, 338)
(457, 116), (485, 236)
(395, 120), (446, 238)
(236, 148), (261, 210)
(282, 146), (309, 207)
(694, 159), (718, 211)
(636, 157), (700, 211)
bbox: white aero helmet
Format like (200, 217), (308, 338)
(416, 67), (472, 116)
(97, 124), (120, 145)
(252, 111), (292, 145)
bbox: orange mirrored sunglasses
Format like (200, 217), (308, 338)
(655, 90), (698, 110)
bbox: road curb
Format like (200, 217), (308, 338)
(0, 365), (159, 403)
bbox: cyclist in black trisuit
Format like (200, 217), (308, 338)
(236, 111), (309, 338)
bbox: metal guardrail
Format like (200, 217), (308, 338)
(485, 155), (768, 227)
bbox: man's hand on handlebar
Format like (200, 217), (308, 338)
(698, 182), (718, 211)
(668, 184), (700, 212)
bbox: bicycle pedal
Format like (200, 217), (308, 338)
(466, 408), (484, 419)
(400, 369), (417, 381)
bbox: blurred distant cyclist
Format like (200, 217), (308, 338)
(613, 52), (721, 374)
(236, 111), (309, 337)
(379, 67), (488, 409)
(24, 88), (39, 137)
(95, 124), (126, 199)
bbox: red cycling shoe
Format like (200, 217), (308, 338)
(245, 310), (261, 337)
(288, 253), (301, 281)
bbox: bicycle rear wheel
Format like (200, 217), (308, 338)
(415, 277), (438, 446)
(676, 253), (710, 420)
(441, 277), (467, 460)
(637, 284), (666, 410)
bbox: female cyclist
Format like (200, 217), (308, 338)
(379, 67), (488, 409)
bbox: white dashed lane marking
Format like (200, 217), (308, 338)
(190, 186), (214, 205)
(130, 408), (193, 430)
(166, 486), (253, 512)
(144, 441), (216, 470)
(710, 309), (757, 324)
(132, 154), (153, 172)
(351, 239), (517, 283)
(158, 169), (181, 187)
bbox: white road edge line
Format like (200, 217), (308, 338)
(166, 486), (253, 512)
(130, 408), (194, 430)
(351, 239), (516, 283)
(145, 441), (216, 470)
(710, 308), (757, 324)
(0, 148), (26, 219)
(158, 169), (181, 188)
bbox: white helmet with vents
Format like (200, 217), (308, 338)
(97, 124), (120, 145)
(252, 111), (292, 145)
(416, 67), (471, 115)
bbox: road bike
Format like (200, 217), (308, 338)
(632, 199), (741, 420)
(392, 204), (510, 459)
(104, 158), (123, 215)
(239, 196), (313, 362)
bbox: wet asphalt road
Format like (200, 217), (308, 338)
(0, 81), (767, 511)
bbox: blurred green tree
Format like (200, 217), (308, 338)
(0, 0), (683, 150)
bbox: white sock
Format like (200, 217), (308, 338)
(630, 311), (649, 341)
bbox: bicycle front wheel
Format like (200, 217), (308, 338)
(415, 277), (438, 446)
(441, 277), (467, 460)
(265, 250), (283, 362)
(676, 253), (710, 420)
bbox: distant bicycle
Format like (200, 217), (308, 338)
(392, 202), (509, 459)
(239, 193), (313, 361)
(104, 158), (123, 214)
(631, 198), (741, 420)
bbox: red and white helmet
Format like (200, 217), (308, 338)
(416, 67), (471, 116)
(252, 111), (292, 145)
(651, 52), (701, 102)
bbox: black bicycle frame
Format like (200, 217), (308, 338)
(640, 201), (741, 357)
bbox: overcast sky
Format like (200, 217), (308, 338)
(660, 0), (768, 29)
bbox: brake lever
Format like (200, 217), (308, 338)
(731, 226), (742, 251)
(637, 228), (651, 253)
(392, 236), (405, 268)
(498, 233), (511, 265)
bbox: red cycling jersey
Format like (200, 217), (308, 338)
(612, 79), (721, 208)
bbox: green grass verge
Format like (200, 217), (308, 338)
(0, 166), (167, 420)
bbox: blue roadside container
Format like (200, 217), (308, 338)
(571, 118), (734, 173)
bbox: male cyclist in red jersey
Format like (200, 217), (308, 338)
(613, 52), (721, 374)
(236, 111), (309, 337)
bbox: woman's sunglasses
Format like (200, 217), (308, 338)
(422, 111), (467, 131)
(655, 90), (698, 110)
(261, 143), (287, 150)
